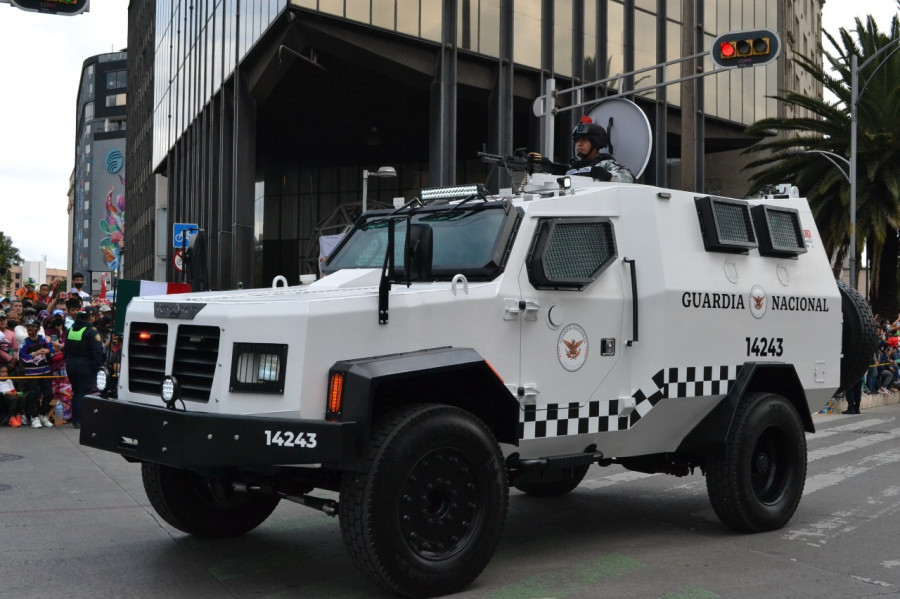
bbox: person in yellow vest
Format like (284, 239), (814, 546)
(63, 305), (104, 429)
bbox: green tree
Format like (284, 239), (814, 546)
(0, 231), (23, 292)
(742, 15), (900, 316)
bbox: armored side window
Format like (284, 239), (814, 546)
(527, 217), (617, 290)
(751, 204), (807, 258)
(695, 196), (758, 254)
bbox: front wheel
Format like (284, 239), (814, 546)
(142, 463), (279, 537)
(705, 392), (806, 532)
(339, 404), (508, 598)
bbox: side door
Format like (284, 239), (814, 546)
(516, 216), (631, 440)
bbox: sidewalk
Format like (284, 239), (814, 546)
(829, 388), (900, 413)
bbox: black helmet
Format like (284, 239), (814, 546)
(572, 118), (608, 150)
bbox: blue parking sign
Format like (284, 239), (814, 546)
(173, 223), (198, 248)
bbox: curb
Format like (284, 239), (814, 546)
(820, 390), (900, 415)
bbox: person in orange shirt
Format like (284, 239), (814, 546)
(36, 283), (52, 307)
(15, 278), (39, 303)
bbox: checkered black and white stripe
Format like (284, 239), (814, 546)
(519, 364), (742, 440)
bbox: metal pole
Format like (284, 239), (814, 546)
(541, 78), (556, 159)
(362, 170), (370, 213)
(850, 53), (858, 289)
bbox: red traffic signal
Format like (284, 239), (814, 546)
(711, 29), (780, 69)
(9, 0), (89, 16)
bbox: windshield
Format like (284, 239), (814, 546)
(324, 203), (518, 281)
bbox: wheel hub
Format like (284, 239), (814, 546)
(751, 427), (793, 504)
(399, 448), (480, 559)
(754, 451), (772, 477)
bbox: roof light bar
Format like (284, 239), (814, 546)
(420, 185), (480, 203)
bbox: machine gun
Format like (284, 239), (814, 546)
(477, 148), (567, 176)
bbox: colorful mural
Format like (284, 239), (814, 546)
(99, 173), (125, 272)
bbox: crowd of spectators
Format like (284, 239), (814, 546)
(863, 314), (900, 396)
(0, 272), (115, 429)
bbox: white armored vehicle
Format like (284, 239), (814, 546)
(81, 151), (874, 597)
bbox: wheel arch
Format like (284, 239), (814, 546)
(330, 347), (520, 454)
(677, 362), (813, 456)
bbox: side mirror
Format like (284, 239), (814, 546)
(404, 223), (433, 282)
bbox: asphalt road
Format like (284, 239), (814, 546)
(1, 403), (899, 599)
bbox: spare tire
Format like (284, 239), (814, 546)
(837, 280), (877, 393)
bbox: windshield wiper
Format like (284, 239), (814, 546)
(363, 197), (424, 230)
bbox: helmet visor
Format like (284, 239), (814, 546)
(572, 124), (592, 137)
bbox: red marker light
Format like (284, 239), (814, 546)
(720, 41), (735, 58)
(138, 332), (152, 341)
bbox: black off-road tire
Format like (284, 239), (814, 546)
(837, 279), (877, 393)
(142, 463), (279, 537)
(705, 392), (806, 533)
(339, 404), (508, 598)
(514, 464), (590, 497)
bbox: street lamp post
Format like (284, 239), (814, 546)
(788, 149), (850, 183)
(849, 39), (900, 287)
(362, 166), (398, 212)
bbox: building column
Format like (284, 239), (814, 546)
(430, 0), (458, 187)
(488, 0), (514, 191)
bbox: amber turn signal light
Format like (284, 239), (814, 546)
(327, 372), (344, 415)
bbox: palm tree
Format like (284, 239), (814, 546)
(742, 15), (900, 316)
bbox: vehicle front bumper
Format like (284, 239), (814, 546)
(79, 395), (362, 469)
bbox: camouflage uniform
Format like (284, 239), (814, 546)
(566, 153), (635, 183)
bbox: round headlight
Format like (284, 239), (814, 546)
(160, 375), (179, 406)
(96, 367), (109, 392)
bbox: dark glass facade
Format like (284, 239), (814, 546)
(125, 1), (821, 289)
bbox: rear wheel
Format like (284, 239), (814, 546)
(837, 280), (877, 393)
(339, 404), (508, 598)
(142, 463), (279, 537)
(705, 392), (806, 532)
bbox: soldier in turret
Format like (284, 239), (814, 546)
(565, 116), (635, 183)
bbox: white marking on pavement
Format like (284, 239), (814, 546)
(804, 448), (900, 495)
(786, 486), (900, 546)
(807, 417), (894, 440)
(882, 560), (900, 569)
(808, 427), (900, 461)
(581, 471), (654, 489)
(850, 575), (892, 588)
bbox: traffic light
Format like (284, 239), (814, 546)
(9, 0), (89, 16)
(710, 29), (780, 69)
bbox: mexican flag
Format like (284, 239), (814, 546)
(114, 279), (193, 334)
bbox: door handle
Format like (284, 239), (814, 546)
(624, 258), (638, 346)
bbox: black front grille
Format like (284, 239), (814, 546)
(128, 322), (168, 395)
(171, 325), (220, 402)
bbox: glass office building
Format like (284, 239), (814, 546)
(125, 0), (822, 289)
(72, 51), (128, 295)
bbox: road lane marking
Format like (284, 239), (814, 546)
(661, 587), (721, 599)
(850, 575), (892, 588)
(785, 486), (900, 547)
(581, 471), (654, 489)
(804, 447), (900, 495)
(808, 427), (900, 461)
(807, 417), (894, 440)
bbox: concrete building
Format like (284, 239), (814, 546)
(71, 51), (128, 297)
(124, 0), (823, 290)
(0, 263), (67, 299)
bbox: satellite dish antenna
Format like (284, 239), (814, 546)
(584, 98), (652, 179)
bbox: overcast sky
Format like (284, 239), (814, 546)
(0, 1), (897, 271)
